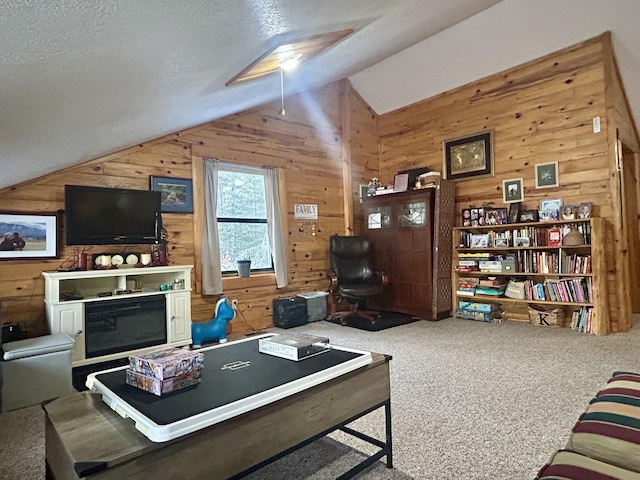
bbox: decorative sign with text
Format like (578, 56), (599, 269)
(294, 204), (318, 219)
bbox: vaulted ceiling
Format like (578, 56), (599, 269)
(1, 0), (638, 190)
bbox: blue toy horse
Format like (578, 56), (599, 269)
(191, 296), (236, 348)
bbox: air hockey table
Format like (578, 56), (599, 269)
(44, 334), (393, 479)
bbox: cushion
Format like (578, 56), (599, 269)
(566, 372), (640, 473)
(536, 449), (640, 480)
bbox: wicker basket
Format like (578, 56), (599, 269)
(528, 305), (565, 327)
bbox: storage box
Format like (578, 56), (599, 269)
(126, 368), (202, 396)
(458, 301), (498, 313)
(258, 334), (330, 361)
(272, 297), (308, 328)
(456, 308), (498, 322)
(129, 348), (204, 380)
(528, 305), (565, 327)
(296, 291), (329, 322)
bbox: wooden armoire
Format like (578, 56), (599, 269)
(363, 177), (454, 320)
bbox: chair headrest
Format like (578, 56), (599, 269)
(330, 235), (370, 258)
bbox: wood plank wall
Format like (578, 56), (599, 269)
(377, 33), (637, 333)
(0, 80), (375, 338)
(1, 34), (637, 337)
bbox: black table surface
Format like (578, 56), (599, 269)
(93, 336), (364, 425)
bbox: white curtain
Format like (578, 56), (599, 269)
(201, 159), (222, 295)
(265, 168), (288, 288)
(201, 159), (288, 293)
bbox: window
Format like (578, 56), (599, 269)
(217, 168), (272, 273)
(201, 158), (287, 294)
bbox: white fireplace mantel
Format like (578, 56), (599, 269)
(42, 265), (193, 367)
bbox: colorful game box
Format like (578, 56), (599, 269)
(126, 368), (202, 396)
(129, 348), (204, 380)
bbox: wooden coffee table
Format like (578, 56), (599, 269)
(44, 337), (393, 479)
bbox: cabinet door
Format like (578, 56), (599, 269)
(168, 292), (191, 343)
(51, 304), (85, 363)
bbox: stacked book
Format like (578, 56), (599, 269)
(476, 276), (507, 295)
(457, 276), (479, 296)
(478, 260), (503, 273)
(126, 347), (204, 396)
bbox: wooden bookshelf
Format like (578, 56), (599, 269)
(452, 218), (609, 335)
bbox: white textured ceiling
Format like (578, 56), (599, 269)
(1, 0), (638, 190)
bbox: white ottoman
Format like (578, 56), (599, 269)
(1, 333), (75, 412)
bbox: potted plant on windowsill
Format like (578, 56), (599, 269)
(236, 257), (252, 278)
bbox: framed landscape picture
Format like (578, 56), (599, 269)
(443, 131), (493, 181)
(535, 161), (559, 188)
(150, 176), (194, 213)
(0, 212), (61, 259)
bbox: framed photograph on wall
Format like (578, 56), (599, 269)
(535, 161), (559, 188)
(150, 176), (194, 213)
(0, 211), (61, 259)
(443, 131), (493, 181)
(503, 178), (524, 203)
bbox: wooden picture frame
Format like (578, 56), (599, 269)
(443, 131), (493, 181)
(503, 178), (524, 203)
(485, 208), (507, 225)
(535, 161), (559, 188)
(150, 176), (194, 213)
(0, 211), (61, 259)
(393, 173), (409, 192)
(508, 202), (521, 224)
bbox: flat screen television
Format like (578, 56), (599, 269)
(65, 185), (162, 245)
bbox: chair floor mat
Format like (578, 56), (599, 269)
(326, 311), (421, 331)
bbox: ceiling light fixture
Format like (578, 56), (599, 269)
(225, 29), (353, 87)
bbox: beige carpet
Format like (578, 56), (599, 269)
(2, 316), (640, 479)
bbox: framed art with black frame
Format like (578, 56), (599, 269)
(150, 176), (194, 213)
(443, 131), (493, 181)
(0, 211), (62, 259)
(508, 202), (521, 224)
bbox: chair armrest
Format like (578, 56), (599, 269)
(328, 273), (338, 292)
(374, 271), (389, 285)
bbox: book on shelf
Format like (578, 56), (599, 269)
(456, 290), (476, 296)
(475, 285), (507, 296)
(478, 276), (507, 287)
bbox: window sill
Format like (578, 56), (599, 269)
(222, 272), (276, 290)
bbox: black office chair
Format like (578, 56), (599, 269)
(328, 235), (388, 323)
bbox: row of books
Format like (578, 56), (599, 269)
(523, 277), (593, 303)
(571, 306), (594, 334)
(514, 251), (592, 274)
